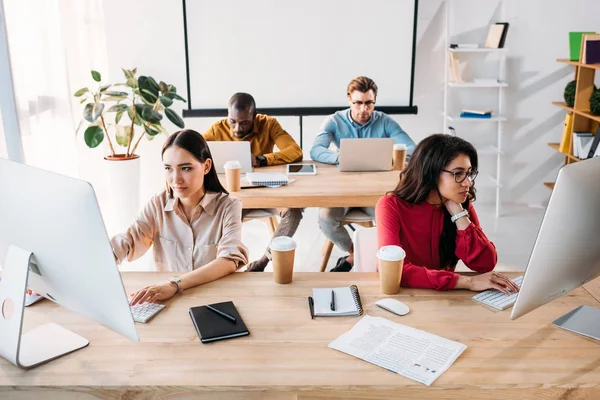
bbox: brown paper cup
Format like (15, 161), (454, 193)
(378, 258), (404, 295)
(272, 248), (295, 284)
(224, 167), (241, 192)
(392, 149), (407, 171)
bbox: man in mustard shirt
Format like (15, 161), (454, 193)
(203, 93), (303, 271)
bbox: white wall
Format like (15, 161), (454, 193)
(101, 0), (600, 208)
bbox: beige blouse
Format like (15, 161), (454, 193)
(111, 191), (248, 272)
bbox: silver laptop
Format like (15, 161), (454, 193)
(338, 138), (394, 172)
(207, 141), (253, 174)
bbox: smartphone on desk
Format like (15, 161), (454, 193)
(287, 163), (317, 176)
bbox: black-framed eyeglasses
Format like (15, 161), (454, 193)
(351, 100), (375, 107)
(442, 169), (478, 183)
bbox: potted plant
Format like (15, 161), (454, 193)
(74, 68), (186, 231)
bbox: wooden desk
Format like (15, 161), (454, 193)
(220, 162), (399, 208)
(2, 272), (600, 399)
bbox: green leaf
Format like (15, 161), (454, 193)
(108, 104), (128, 112)
(84, 125), (104, 148)
(144, 123), (160, 136)
(147, 77), (160, 93)
(136, 103), (162, 123)
(126, 77), (138, 88)
(138, 76), (160, 97)
(115, 125), (133, 147)
(165, 108), (185, 128)
(128, 105), (142, 125)
(83, 103), (94, 122)
(102, 95), (128, 102)
(122, 68), (134, 80)
(74, 87), (89, 97)
(159, 96), (173, 107)
(115, 110), (124, 124)
(164, 92), (186, 102)
(104, 91), (128, 97)
(92, 102), (105, 122)
(99, 84), (111, 92)
(79, 97), (88, 104)
(141, 89), (158, 102)
(151, 122), (168, 135)
(91, 70), (101, 82)
(158, 81), (168, 93)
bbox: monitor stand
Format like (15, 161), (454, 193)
(0, 245), (89, 369)
(553, 305), (600, 341)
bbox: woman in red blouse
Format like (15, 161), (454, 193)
(376, 134), (519, 293)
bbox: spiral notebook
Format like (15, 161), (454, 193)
(245, 172), (290, 187)
(311, 285), (364, 317)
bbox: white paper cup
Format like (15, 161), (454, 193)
(377, 245), (406, 294)
(269, 236), (297, 284)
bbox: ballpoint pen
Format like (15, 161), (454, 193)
(308, 297), (314, 319)
(330, 289), (336, 311)
(206, 304), (237, 323)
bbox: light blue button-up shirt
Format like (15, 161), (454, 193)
(309, 109), (415, 165)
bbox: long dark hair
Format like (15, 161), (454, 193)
(162, 129), (228, 196)
(389, 134), (478, 269)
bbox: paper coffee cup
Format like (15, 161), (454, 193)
(377, 245), (406, 295)
(224, 160), (241, 192)
(269, 236), (296, 284)
(392, 144), (407, 171)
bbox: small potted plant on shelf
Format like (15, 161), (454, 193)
(74, 68), (186, 231)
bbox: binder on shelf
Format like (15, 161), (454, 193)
(460, 112), (492, 119)
(448, 52), (463, 83)
(558, 112), (574, 154)
(582, 34), (600, 64)
(569, 32), (596, 61)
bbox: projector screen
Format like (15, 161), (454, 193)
(182, 0), (418, 116)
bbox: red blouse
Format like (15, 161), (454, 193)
(375, 195), (497, 290)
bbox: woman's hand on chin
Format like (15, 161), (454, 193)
(444, 200), (464, 215)
(129, 283), (178, 306)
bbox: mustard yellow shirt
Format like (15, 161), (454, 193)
(203, 114), (303, 166)
(111, 191), (248, 272)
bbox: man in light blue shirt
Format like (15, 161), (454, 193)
(310, 76), (416, 272)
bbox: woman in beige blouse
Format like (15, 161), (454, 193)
(111, 129), (249, 305)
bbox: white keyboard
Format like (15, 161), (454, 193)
(130, 302), (165, 323)
(472, 276), (524, 311)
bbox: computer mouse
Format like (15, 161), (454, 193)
(375, 298), (410, 316)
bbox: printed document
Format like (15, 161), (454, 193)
(328, 315), (466, 386)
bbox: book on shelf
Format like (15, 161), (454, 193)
(462, 109), (493, 115)
(587, 126), (600, 159)
(460, 112), (492, 119)
(573, 132), (594, 159)
(448, 52), (462, 83)
(496, 22), (509, 48)
(582, 34), (600, 64)
(558, 112), (574, 154)
(485, 24), (505, 48)
(569, 32), (596, 61)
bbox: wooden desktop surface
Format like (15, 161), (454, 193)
(2, 272), (600, 399)
(220, 161), (400, 208)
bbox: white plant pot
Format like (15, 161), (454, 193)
(104, 155), (141, 233)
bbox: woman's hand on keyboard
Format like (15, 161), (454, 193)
(458, 272), (520, 295)
(129, 283), (177, 306)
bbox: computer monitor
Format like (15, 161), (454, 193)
(208, 141), (253, 174)
(0, 158), (138, 369)
(511, 157), (600, 340)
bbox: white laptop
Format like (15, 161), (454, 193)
(207, 141), (253, 174)
(338, 138), (394, 172)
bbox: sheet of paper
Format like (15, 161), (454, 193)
(328, 315), (467, 386)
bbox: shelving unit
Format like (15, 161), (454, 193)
(548, 42), (599, 188)
(443, 2), (506, 218)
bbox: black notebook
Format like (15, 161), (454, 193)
(189, 301), (249, 343)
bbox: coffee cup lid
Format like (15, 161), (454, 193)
(224, 160), (242, 169)
(269, 236), (297, 251)
(393, 143), (407, 151)
(377, 245), (405, 261)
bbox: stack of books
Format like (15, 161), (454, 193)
(460, 109), (492, 119)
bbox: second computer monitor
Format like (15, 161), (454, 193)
(511, 157), (600, 338)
